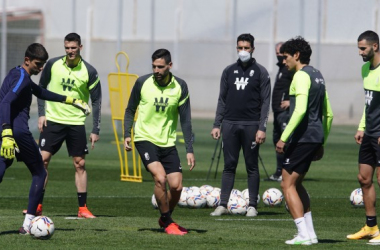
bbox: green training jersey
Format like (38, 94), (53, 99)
(124, 73), (194, 153)
(358, 62), (380, 137)
(38, 56), (100, 126)
(281, 66), (333, 144)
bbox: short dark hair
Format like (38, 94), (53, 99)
(237, 33), (255, 48)
(280, 36), (312, 64)
(358, 30), (379, 45)
(152, 49), (171, 64)
(64, 33), (81, 45)
(25, 43), (49, 61)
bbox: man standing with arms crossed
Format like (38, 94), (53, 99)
(347, 30), (380, 243)
(276, 36), (333, 245)
(124, 49), (195, 235)
(269, 42), (294, 181)
(210, 33), (271, 217)
(34, 33), (102, 218)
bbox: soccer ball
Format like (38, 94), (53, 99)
(227, 196), (248, 215)
(241, 188), (260, 205)
(262, 188), (283, 206)
(350, 188), (364, 207)
(29, 216), (55, 240)
(230, 189), (243, 198)
(186, 188), (207, 208)
(178, 187), (189, 208)
(151, 194), (158, 209)
(206, 188), (221, 208)
(200, 185), (214, 196)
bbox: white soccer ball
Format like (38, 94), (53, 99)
(29, 216), (55, 240)
(262, 188), (283, 207)
(230, 189), (243, 198)
(178, 187), (189, 208)
(241, 188), (260, 205)
(151, 194), (158, 209)
(350, 188), (364, 207)
(200, 185), (214, 196)
(206, 188), (221, 208)
(227, 196), (248, 215)
(186, 189), (207, 208)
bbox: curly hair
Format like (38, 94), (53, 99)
(280, 36), (312, 64)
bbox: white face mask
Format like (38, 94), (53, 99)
(238, 50), (251, 62)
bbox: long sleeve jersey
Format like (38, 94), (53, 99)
(213, 58), (271, 132)
(124, 73), (194, 153)
(0, 66), (67, 129)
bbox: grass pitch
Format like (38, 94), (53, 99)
(0, 116), (376, 249)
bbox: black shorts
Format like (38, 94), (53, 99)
(273, 111), (289, 144)
(359, 134), (380, 166)
(283, 143), (322, 174)
(13, 126), (43, 165)
(39, 121), (88, 157)
(134, 141), (182, 174)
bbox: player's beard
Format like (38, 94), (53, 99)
(362, 48), (374, 62)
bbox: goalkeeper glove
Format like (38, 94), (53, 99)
(65, 97), (91, 116)
(1, 128), (19, 159)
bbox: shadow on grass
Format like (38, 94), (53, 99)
(0, 230), (18, 235)
(318, 239), (345, 244)
(138, 228), (207, 234)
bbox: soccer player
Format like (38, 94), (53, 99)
(124, 49), (195, 235)
(347, 30), (380, 243)
(210, 33), (271, 217)
(34, 33), (102, 218)
(0, 43), (90, 234)
(269, 42), (294, 182)
(276, 37), (333, 245)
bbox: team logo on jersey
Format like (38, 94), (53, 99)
(144, 152), (150, 161)
(41, 138), (45, 147)
(154, 97), (169, 112)
(62, 78), (75, 91)
(249, 70), (254, 77)
(315, 78), (325, 85)
(234, 77), (249, 90)
(234, 70), (238, 74)
(365, 90), (373, 106)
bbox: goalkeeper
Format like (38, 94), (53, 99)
(0, 43), (90, 234)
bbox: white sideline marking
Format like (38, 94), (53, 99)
(215, 218), (292, 221)
(64, 217), (84, 220)
(367, 242), (380, 245)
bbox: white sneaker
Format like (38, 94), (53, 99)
(246, 206), (258, 217)
(285, 235), (312, 245)
(210, 206), (228, 216)
(311, 238), (318, 244)
(269, 174), (282, 182)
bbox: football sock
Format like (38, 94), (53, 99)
(366, 216), (377, 227)
(78, 192), (87, 207)
(39, 189), (45, 204)
(160, 211), (174, 227)
(294, 217), (309, 238)
(276, 152), (284, 175)
(23, 214), (35, 230)
(304, 211), (317, 239)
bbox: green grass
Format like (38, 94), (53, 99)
(0, 117), (376, 249)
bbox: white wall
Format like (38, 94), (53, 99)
(2, 0), (378, 123)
